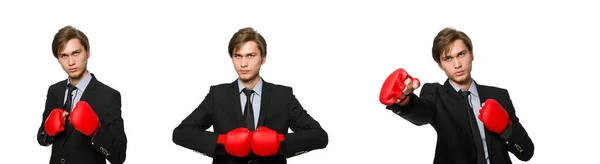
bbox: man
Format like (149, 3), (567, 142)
(37, 25), (127, 164)
(379, 27), (534, 164)
(173, 27), (328, 164)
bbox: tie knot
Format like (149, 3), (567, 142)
(459, 90), (471, 98)
(242, 88), (254, 97)
(67, 84), (77, 92)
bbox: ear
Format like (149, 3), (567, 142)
(261, 55), (266, 65)
(87, 51), (91, 59)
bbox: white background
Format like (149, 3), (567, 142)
(1, 0), (598, 163)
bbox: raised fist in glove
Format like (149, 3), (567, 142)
(379, 68), (420, 106)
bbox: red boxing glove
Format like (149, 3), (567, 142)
(217, 128), (252, 158)
(68, 101), (100, 136)
(478, 99), (512, 134)
(251, 126), (284, 157)
(44, 108), (67, 136)
(379, 68), (420, 105)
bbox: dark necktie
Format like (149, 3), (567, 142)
(459, 90), (486, 164)
(64, 84), (77, 111)
(63, 84), (77, 142)
(242, 88), (255, 131)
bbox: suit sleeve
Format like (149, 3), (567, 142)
(172, 86), (220, 158)
(37, 87), (55, 146)
(386, 83), (437, 126)
(90, 91), (127, 164)
(279, 89), (328, 158)
(501, 89), (534, 161)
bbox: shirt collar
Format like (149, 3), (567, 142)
(449, 79), (479, 98)
(237, 77), (263, 96)
(67, 71), (92, 92)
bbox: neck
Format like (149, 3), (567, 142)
(69, 71), (88, 86)
(241, 75), (260, 89)
(451, 77), (472, 91)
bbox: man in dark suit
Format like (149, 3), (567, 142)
(37, 25), (127, 164)
(379, 27), (534, 164)
(173, 27), (328, 164)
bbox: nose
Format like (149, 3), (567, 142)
(241, 57), (248, 67)
(68, 55), (76, 66)
(453, 58), (461, 69)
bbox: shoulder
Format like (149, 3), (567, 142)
(209, 82), (234, 91)
(95, 80), (120, 95)
(48, 79), (67, 90)
(478, 84), (509, 95)
(422, 82), (442, 88)
(88, 74), (120, 96)
(46, 79), (67, 97)
(421, 82), (443, 91)
(264, 81), (293, 93)
(417, 82), (445, 97)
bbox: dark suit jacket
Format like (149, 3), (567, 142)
(37, 73), (127, 164)
(387, 79), (534, 164)
(173, 79), (328, 164)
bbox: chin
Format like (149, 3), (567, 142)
(239, 74), (258, 82)
(68, 71), (84, 80)
(453, 76), (470, 85)
(238, 75), (251, 82)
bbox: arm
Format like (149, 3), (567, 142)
(386, 84), (437, 126)
(279, 92), (329, 158)
(172, 86), (219, 157)
(90, 91), (127, 164)
(502, 90), (534, 161)
(37, 87), (54, 146)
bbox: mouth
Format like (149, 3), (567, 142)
(455, 70), (465, 76)
(240, 70), (250, 74)
(68, 68), (77, 72)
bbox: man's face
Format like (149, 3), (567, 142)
(438, 39), (474, 85)
(232, 41), (265, 83)
(58, 39), (89, 81)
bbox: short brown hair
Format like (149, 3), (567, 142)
(431, 27), (473, 64)
(51, 25), (90, 58)
(228, 27), (267, 57)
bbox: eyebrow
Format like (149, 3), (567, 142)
(235, 52), (257, 56)
(59, 49), (82, 56)
(443, 49), (468, 58)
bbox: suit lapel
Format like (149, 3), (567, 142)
(442, 80), (472, 132)
(228, 80), (245, 127)
(475, 82), (495, 160)
(79, 74), (97, 103)
(56, 80), (68, 109)
(257, 81), (272, 127)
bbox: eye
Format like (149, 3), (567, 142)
(234, 54), (242, 58)
(443, 57), (451, 61)
(73, 51), (80, 55)
(60, 54), (68, 59)
(248, 54), (255, 59)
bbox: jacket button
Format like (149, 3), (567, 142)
(60, 158), (66, 163)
